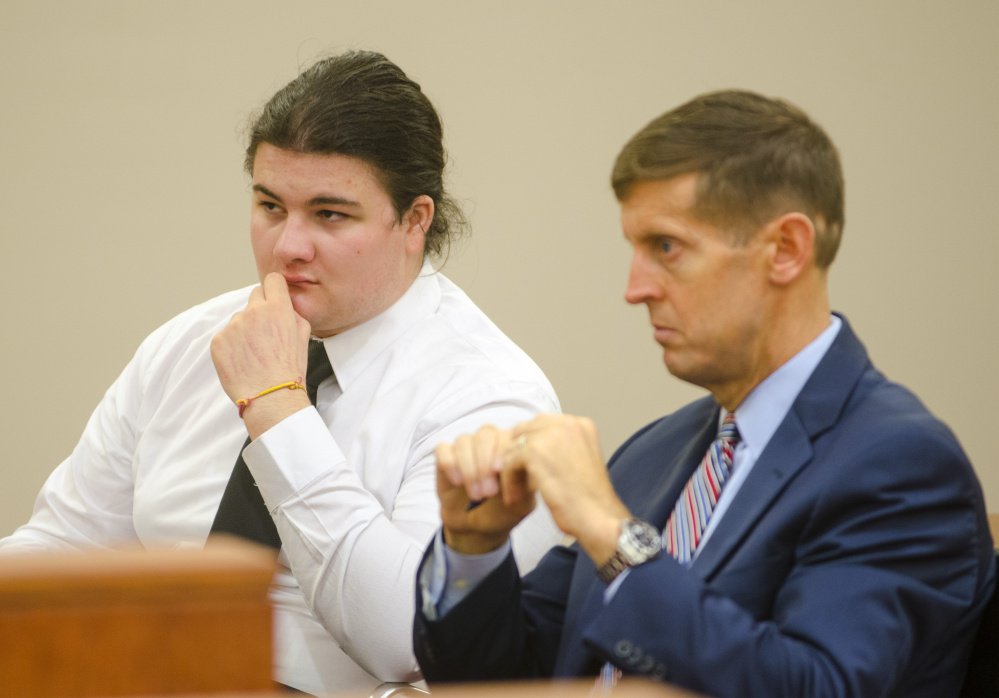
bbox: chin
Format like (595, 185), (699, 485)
(661, 353), (694, 382)
(306, 312), (351, 338)
(289, 298), (310, 320)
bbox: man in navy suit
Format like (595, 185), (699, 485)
(412, 90), (995, 696)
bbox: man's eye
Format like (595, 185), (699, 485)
(318, 210), (346, 221)
(258, 201), (281, 213)
(658, 238), (674, 254)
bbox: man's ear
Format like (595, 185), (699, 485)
(767, 212), (816, 285)
(404, 195), (435, 254)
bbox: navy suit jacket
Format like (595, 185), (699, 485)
(414, 318), (996, 697)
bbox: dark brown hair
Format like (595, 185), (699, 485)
(245, 50), (465, 258)
(612, 90), (844, 268)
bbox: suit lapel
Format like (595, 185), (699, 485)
(638, 403), (719, 529)
(691, 413), (813, 577)
(692, 316), (872, 579)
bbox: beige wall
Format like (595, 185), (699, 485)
(1, 0), (996, 536)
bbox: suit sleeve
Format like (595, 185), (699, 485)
(414, 541), (578, 682)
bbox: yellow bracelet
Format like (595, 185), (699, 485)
(236, 377), (304, 418)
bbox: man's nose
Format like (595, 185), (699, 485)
(273, 215), (315, 263)
(624, 252), (660, 305)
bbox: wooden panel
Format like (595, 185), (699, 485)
(989, 513), (999, 545)
(0, 536), (277, 697)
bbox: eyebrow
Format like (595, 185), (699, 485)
(252, 184), (360, 208)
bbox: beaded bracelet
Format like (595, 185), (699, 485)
(236, 377), (304, 418)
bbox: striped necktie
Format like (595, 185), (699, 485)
(663, 413), (740, 564)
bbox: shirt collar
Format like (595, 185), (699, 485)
(313, 260), (441, 393)
(732, 315), (842, 457)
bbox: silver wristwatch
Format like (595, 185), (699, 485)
(596, 517), (663, 584)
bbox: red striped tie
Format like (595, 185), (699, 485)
(663, 413), (740, 564)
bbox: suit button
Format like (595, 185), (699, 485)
(614, 640), (633, 658)
(625, 647), (644, 667)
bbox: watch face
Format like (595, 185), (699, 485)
(596, 518), (663, 584)
(622, 519), (662, 562)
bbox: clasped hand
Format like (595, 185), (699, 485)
(435, 414), (631, 564)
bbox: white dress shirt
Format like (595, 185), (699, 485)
(0, 263), (562, 695)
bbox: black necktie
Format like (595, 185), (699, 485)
(210, 339), (334, 549)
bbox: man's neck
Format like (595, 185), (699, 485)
(715, 301), (832, 412)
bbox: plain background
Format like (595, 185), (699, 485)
(1, 1), (996, 537)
